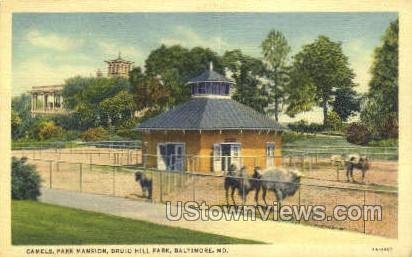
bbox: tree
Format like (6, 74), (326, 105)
(11, 94), (33, 139)
(361, 19), (398, 138)
(99, 90), (136, 127)
(62, 76), (131, 129)
(286, 36), (356, 126)
(223, 50), (269, 113)
(261, 30), (291, 121)
(130, 73), (171, 117)
(144, 45), (224, 108)
(11, 110), (22, 139)
(332, 87), (360, 121)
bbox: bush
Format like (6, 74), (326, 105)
(287, 120), (324, 134)
(38, 121), (64, 140)
(12, 157), (41, 200)
(346, 122), (371, 145)
(80, 127), (109, 141)
(62, 130), (81, 141)
(115, 117), (141, 139)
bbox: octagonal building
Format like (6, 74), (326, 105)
(136, 64), (284, 173)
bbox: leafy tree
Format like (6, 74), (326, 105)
(12, 94), (31, 119)
(144, 45), (224, 108)
(326, 110), (342, 131)
(286, 36), (356, 125)
(332, 87), (360, 121)
(223, 50), (269, 113)
(11, 110), (22, 139)
(11, 94), (33, 139)
(12, 157), (41, 200)
(261, 30), (291, 121)
(99, 90), (136, 127)
(130, 74), (171, 117)
(361, 19), (398, 138)
(62, 76), (131, 130)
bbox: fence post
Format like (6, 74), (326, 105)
(363, 190), (366, 234)
(336, 165), (339, 181)
(192, 174), (196, 202)
(159, 171), (163, 203)
(301, 154), (305, 170)
(241, 178), (245, 206)
(112, 166), (116, 196)
(49, 160), (53, 189)
(79, 163), (83, 192)
(298, 185), (301, 224)
(89, 154), (93, 171)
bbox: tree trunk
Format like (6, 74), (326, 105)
(274, 96), (279, 122)
(322, 100), (328, 126)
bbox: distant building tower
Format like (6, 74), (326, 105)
(104, 52), (134, 78)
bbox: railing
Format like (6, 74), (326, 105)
(13, 147), (398, 237)
(18, 158), (398, 237)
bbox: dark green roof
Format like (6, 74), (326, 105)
(187, 70), (234, 84)
(136, 98), (283, 131)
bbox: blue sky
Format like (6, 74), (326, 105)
(12, 12), (397, 122)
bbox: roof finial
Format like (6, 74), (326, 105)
(118, 51), (121, 59)
(209, 61), (213, 71)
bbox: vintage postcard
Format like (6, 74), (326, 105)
(1, 0), (411, 256)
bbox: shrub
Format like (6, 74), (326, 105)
(12, 157), (41, 200)
(287, 120), (324, 134)
(62, 130), (81, 141)
(38, 121), (64, 140)
(346, 122), (371, 145)
(80, 127), (109, 141)
(115, 118), (140, 139)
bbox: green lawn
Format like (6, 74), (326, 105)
(12, 201), (261, 245)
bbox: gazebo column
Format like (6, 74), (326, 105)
(51, 92), (55, 110)
(34, 94), (37, 110)
(60, 95), (63, 109)
(44, 93), (47, 111)
(31, 94), (34, 111)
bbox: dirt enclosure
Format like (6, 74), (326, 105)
(13, 148), (398, 238)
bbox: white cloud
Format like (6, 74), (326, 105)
(343, 39), (374, 94)
(97, 40), (143, 66)
(160, 26), (231, 52)
(12, 58), (94, 96)
(26, 30), (83, 51)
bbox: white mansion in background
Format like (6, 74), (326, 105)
(30, 54), (133, 116)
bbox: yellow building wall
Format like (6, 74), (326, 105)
(142, 130), (282, 173)
(142, 131), (200, 170)
(197, 130), (282, 173)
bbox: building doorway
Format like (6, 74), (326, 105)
(157, 143), (185, 171)
(213, 143), (241, 172)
